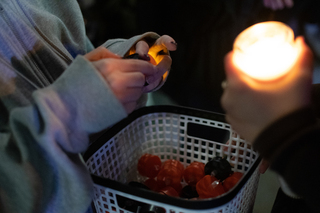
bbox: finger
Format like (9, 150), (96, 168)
(150, 35), (177, 55)
(285, 36), (313, 85)
(146, 55), (172, 84)
(295, 36), (314, 70)
(123, 102), (137, 114)
(103, 58), (158, 76)
(108, 71), (145, 88)
(289, 36), (314, 88)
(284, 0), (294, 8)
(263, 0), (271, 8)
(135, 40), (150, 60)
(85, 46), (120, 61)
(124, 72), (146, 87)
(224, 51), (242, 85)
(118, 87), (143, 103)
(270, 0), (280, 10)
(143, 77), (162, 93)
(154, 35), (177, 51)
(275, 0), (284, 9)
(259, 160), (269, 174)
(269, 0), (277, 10)
(221, 52), (246, 119)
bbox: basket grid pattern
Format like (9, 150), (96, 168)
(85, 111), (260, 213)
(92, 168), (260, 213)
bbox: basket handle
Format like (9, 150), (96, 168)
(137, 204), (165, 213)
(187, 122), (230, 143)
(116, 195), (165, 213)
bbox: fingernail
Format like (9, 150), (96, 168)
(146, 76), (154, 84)
(143, 54), (150, 61)
(171, 41), (178, 47)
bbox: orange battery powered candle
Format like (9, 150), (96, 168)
(233, 21), (299, 81)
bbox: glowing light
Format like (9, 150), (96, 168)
(233, 21), (299, 81)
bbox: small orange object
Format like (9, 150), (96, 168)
(196, 175), (225, 199)
(157, 159), (184, 192)
(183, 161), (205, 186)
(159, 186), (179, 197)
(144, 178), (161, 192)
(137, 154), (162, 178)
(222, 172), (243, 192)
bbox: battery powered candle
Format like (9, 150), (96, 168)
(233, 21), (299, 81)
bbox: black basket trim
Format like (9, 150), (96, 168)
(83, 105), (261, 209)
(91, 155), (261, 210)
(84, 105), (226, 160)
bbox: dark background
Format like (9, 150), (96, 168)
(78, 0), (320, 113)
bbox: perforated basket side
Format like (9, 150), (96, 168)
(91, 166), (260, 213)
(84, 106), (261, 213)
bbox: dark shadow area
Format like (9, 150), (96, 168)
(78, 0), (320, 113)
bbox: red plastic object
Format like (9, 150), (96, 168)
(159, 186), (179, 197)
(156, 159), (184, 192)
(183, 161), (205, 186)
(137, 154), (162, 178)
(223, 172), (243, 192)
(196, 175), (225, 199)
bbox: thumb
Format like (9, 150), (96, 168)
(146, 55), (172, 84)
(224, 51), (247, 86)
(85, 46), (121, 61)
(294, 36), (314, 75)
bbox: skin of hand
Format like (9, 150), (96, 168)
(133, 35), (177, 92)
(263, 0), (294, 10)
(85, 47), (165, 114)
(84, 35), (176, 113)
(221, 36), (314, 144)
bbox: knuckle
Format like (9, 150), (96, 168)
(98, 59), (111, 71)
(220, 93), (230, 110)
(96, 46), (105, 51)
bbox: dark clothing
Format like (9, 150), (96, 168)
(253, 104), (320, 212)
(271, 188), (315, 213)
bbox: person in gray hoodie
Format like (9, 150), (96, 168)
(0, 1), (176, 212)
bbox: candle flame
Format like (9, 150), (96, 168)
(233, 21), (299, 81)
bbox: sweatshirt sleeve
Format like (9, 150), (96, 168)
(0, 55), (127, 213)
(102, 32), (160, 57)
(253, 107), (320, 212)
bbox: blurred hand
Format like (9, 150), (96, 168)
(221, 36), (314, 144)
(259, 159), (270, 174)
(85, 47), (163, 114)
(263, 0), (294, 10)
(133, 35), (177, 92)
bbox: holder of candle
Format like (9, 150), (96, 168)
(233, 21), (299, 81)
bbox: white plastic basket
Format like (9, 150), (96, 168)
(83, 106), (261, 213)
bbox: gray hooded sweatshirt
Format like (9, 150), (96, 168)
(0, 0), (161, 212)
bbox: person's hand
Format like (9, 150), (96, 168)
(259, 159), (270, 174)
(85, 47), (164, 114)
(263, 0), (294, 10)
(131, 35), (177, 92)
(221, 36), (314, 144)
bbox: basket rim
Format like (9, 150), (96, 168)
(84, 105), (227, 160)
(83, 105), (261, 210)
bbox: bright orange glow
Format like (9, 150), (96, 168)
(233, 21), (299, 81)
(130, 47), (169, 80)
